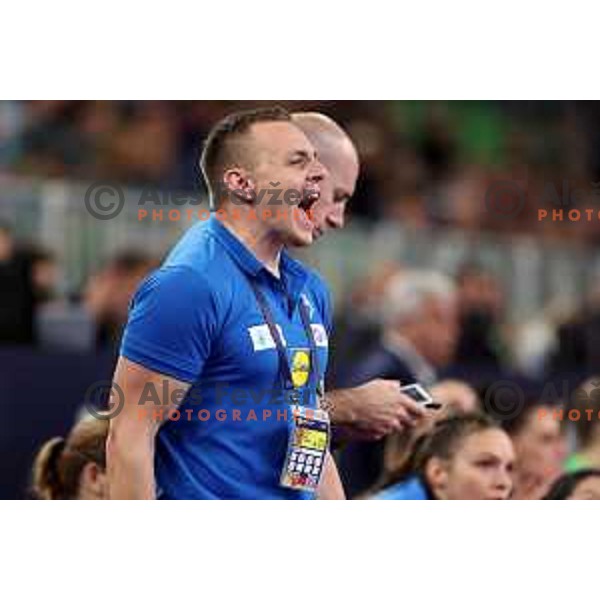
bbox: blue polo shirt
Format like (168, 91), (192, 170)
(120, 216), (332, 499)
(370, 476), (431, 500)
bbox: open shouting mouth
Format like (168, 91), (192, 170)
(297, 186), (320, 230)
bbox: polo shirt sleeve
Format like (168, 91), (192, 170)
(120, 266), (220, 383)
(322, 286), (333, 335)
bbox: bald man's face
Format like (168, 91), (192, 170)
(310, 141), (359, 239)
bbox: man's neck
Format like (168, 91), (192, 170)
(220, 208), (283, 277)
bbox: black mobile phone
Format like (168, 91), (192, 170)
(399, 383), (442, 410)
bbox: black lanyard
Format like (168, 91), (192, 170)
(247, 277), (323, 399)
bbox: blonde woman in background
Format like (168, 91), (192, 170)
(31, 417), (108, 500)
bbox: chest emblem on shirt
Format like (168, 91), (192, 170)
(248, 324), (286, 351)
(290, 348), (310, 388)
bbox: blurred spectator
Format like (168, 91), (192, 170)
(328, 262), (401, 386)
(0, 101), (26, 164)
(342, 119), (390, 221)
(418, 103), (457, 184)
(31, 246), (94, 351)
(15, 101), (74, 176)
(454, 264), (505, 368)
(548, 313), (587, 375)
(337, 270), (458, 497)
(378, 142), (428, 229)
(70, 100), (120, 179)
(431, 379), (480, 416)
(564, 378), (600, 472)
(438, 166), (489, 231)
(543, 469), (600, 499)
(512, 298), (571, 378)
(106, 102), (179, 185)
(500, 398), (567, 499)
(28, 245), (59, 305)
(0, 221), (35, 344)
(340, 270), (458, 389)
(369, 413), (514, 500)
(548, 284), (600, 377)
(31, 416), (108, 500)
(83, 250), (158, 349)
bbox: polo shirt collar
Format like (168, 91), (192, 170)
(280, 250), (310, 307)
(208, 216), (263, 277)
(208, 217), (310, 304)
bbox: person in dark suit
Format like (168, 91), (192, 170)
(0, 222), (35, 344)
(337, 270), (459, 497)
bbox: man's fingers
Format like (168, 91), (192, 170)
(378, 379), (429, 419)
(375, 404), (418, 431)
(386, 406), (413, 429)
(398, 395), (428, 419)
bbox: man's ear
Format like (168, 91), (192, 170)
(425, 457), (449, 498)
(222, 167), (255, 204)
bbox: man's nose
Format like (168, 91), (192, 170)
(326, 207), (345, 230)
(496, 468), (513, 494)
(308, 160), (326, 184)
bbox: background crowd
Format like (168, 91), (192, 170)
(4, 100), (600, 242)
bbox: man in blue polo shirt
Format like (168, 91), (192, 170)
(106, 107), (345, 499)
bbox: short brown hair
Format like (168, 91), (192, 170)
(199, 106), (291, 206)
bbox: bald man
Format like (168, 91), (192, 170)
(292, 112), (428, 441)
(292, 113), (359, 236)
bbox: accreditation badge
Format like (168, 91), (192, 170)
(280, 405), (330, 493)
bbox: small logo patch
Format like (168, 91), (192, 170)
(310, 324), (328, 347)
(248, 324), (286, 351)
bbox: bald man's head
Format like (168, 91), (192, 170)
(292, 112), (359, 237)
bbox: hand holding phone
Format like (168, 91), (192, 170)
(399, 383), (442, 410)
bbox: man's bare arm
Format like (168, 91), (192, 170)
(106, 356), (190, 499)
(325, 379), (428, 441)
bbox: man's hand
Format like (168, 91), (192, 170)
(327, 379), (429, 441)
